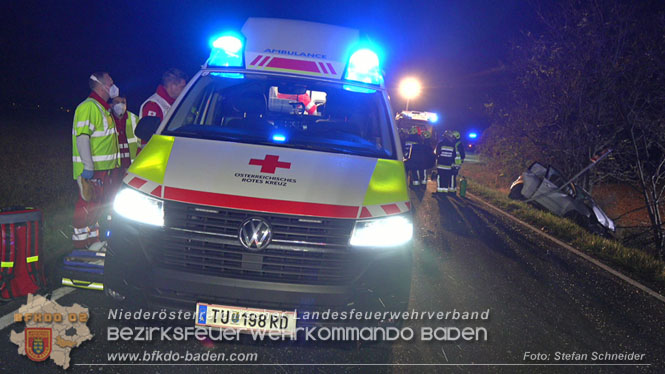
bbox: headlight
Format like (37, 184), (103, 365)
(113, 187), (164, 226)
(350, 215), (413, 247)
(592, 206), (609, 231)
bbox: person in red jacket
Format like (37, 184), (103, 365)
(109, 96), (139, 197)
(140, 68), (188, 120)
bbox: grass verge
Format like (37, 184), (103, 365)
(466, 179), (665, 291)
(0, 111), (77, 289)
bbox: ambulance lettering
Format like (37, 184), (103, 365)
(263, 48), (327, 60)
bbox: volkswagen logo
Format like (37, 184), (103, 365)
(238, 217), (272, 251)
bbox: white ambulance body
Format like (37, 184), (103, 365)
(107, 18), (413, 334)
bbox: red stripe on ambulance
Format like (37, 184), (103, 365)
(357, 201), (411, 219)
(128, 177), (147, 189)
(258, 56), (271, 66)
(326, 63), (336, 75)
(381, 204), (401, 215)
(163, 187), (359, 219)
(267, 57), (320, 73)
(150, 186), (162, 197)
(249, 55), (263, 66)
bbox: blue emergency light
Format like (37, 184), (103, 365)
(208, 34), (244, 68)
(344, 48), (383, 92)
(272, 133), (287, 142)
(429, 113), (439, 123)
(468, 132), (478, 139)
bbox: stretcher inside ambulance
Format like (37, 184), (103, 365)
(165, 76), (394, 159)
(106, 18), (412, 335)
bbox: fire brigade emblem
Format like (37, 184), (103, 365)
(25, 328), (52, 362)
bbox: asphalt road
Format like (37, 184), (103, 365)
(2, 181), (664, 373)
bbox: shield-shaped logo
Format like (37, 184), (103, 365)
(25, 328), (52, 362)
(231, 312), (240, 324)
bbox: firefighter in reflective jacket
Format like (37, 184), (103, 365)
(404, 128), (432, 186)
(403, 126), (417, 157)
(435, 130), (465, 193)
(450, 130), (465, 192)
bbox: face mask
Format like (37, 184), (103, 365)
(89, 74), (119, 98)
(112, 103), (126, 117)
(108, 84), (119, 99)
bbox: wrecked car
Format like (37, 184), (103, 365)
(509, 162), (615, 236)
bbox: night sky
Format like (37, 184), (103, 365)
(0, 0), (541, 130)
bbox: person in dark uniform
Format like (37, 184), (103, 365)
(435, 130), (458, 193)
(404, 126), (421, 186)
(450, 130), (465, 193)
(408, 136), (432, 187)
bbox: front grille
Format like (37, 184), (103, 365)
(166, 201), (354, 246)
(148, 201), (358, 285)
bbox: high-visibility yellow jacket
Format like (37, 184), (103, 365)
(71, 95), (120, 179)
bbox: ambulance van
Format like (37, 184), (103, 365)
(107, 18), (413, 333)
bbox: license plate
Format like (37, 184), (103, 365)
(195, 302), (297, 336)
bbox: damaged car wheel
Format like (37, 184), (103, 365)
(508, 182), (525, 200)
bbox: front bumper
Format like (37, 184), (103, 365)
(106, 214), (412, 322)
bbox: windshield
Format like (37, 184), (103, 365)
(163, 72), (395, 159)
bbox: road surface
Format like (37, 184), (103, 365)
(2, 181), (664, 373)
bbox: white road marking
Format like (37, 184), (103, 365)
(0, 287), (76, 331)
(467, 192), (665, 304)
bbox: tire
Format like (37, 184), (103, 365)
(509, 183), (525, 200)
(564, 211), (587, 227)
(587, 218), (614, 239)
(588, 222), (606, 237)
(565, 212), (612, 238)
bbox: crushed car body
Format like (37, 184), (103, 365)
(509, 162), (615, 235)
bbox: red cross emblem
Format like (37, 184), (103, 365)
(249, 155), (291, 174)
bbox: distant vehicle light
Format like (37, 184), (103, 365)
(468, 132), (478, 139)
(208, 34), (244, 67)
(344, 48), (383, 87)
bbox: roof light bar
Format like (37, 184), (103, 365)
(208, 34), (244, 68)
(344, 48), (383, 87)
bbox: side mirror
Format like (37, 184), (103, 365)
(135, 117), (161, 142)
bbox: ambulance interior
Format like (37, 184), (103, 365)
(164, 74), (395, 159)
